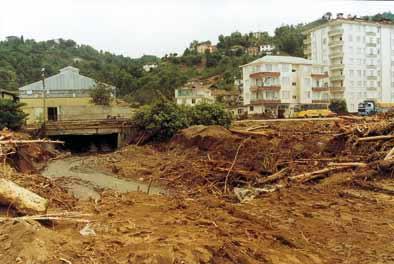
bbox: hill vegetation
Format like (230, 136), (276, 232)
(0, 24), (303, 105)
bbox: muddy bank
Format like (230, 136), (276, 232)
(42, 156), (165, 200)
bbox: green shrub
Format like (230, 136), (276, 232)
(329, 99), (347, 114)
(0, 99), (27, 130)
(187, 103), (232, 128)
(133, 100), (189, 141)
(133, 101), (233, 142)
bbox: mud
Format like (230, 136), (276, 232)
(2, 118), (394, 263)
(42, 157), (165, 200)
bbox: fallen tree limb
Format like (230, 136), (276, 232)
(340, 116), (365, 121)
(246, 125), (269, 132)
(289, 163), (365, 183)
(229, 129), (271, 137)
(214, 167), (260, 179)
(0, 139), (64, 145)
(0, 178), (48, 214)
(0, 212), (91, 223)
(357, 135), (394, 142)
(328, 162), (368, 168)
(384, 146), (394, 160)
(257, 168), (288, 185)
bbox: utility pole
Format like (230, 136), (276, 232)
(41, 68), (46, 128)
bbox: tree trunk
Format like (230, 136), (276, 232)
(0, 178), (48, 215)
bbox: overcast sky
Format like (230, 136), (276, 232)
(0, 0), (393, 58)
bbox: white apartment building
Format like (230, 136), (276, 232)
(241, 56), (329, 117)
(175, 80), (214, 106)
(304, 18), (394, 112)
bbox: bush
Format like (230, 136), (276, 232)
(0, 99), (27, 130)
(90, 82), (113, 105)
(133, 100), (189, 141)
(187, 103), (232, 128)
(133, 101), (233, 141)
(329, 99), (347, 114)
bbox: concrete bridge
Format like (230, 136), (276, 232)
(43, 119), (137, 148)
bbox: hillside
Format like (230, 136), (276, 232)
(0, 24), (304, 105)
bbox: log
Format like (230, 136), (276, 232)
(328, 162), (368, 168)
(340, 116), (365, 121)
(229, 129), (271, 137)
(257, 168), (288, 185)
(289, 164), (363, 183)
(384, 146), (394, 160)
(0, 178), (48, 214)
(357, 135), (394, 142)
(246, 125), (269, 132)
(0, 139), (64, 145)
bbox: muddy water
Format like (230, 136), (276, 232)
(42, 157), (164, 200)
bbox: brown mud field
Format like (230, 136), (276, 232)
(2, 117), (394, 263)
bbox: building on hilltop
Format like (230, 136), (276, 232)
(303, 17), (394, 112)
(196, 41), (218, 54)
(18, 66), (126, 124)
(241, 55), (330, 117)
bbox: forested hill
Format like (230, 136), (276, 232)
(0, 24), (305, 105)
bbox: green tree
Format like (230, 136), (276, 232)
(0, 99), (27, 130)
(274, 24), (304, 56)
(90, 82), (113, 105)
(329, 99), (347, 114)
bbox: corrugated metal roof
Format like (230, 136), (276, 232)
(19, 66), (114, 91)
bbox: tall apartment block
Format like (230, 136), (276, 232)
(304, 18), (394, 112)
(241, 56), (329, 117)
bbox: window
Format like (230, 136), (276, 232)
(349, 35), (353, 42)
(249, 106), (254, 112)
(304, 92), (311, 99)
(282, 76), (290, 85)
(292, 82), (296, 86)
(357, 70), (362, 77)
(191, 98), (196, 104)
(292, 69), (296, 73)
(349, 70), (354, 77)
(356, 36), (361, 42)
(265, 64), (272, 71)
(304, 78), (311, 86)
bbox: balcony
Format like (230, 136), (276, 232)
(250, 99), (281, 105)
(328, 40), (343, 47)
(367, 87), (377, 91)
(250, 71), (280, 79)
(330, 75), (344, 81)
(329, 51), (344, 59)
(303, 39), (311, 45)
(366, 31), (376, 36)
(367, 76), (378, 81)
(330, 64), (344, 70)
(312, 100), (330, 104)
(329, 87), (345, 93)
(312, 87), (329, 92)
(328, 29), (343, 36)
(311, 72), (329, 79)
(366, 53), (377, 58)
(366, 43), (377, 47)
(367, 65), (377, 69)
(250, 85), (281, 92)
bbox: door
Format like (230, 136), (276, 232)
(47, 107), (58, 121)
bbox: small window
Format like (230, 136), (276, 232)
(191, 98), (196, 104)
(249, 106), (254, 111)
(237, 109), (243, 114)
(292, 69), (296, 73)
(292, 82), (296, 86)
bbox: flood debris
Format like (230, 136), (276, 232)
(2, 115), (394, 263)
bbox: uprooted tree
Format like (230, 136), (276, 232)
(329, 99), (348, 114)
(0, 99), (27, 130)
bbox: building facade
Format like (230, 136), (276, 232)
(241, 56), (329, 117)
(175, 80), (214, 106)
(304, 18), (394, 112)
(19, 66), (117, 124)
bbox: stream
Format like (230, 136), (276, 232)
(42, 156), (164, 200)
